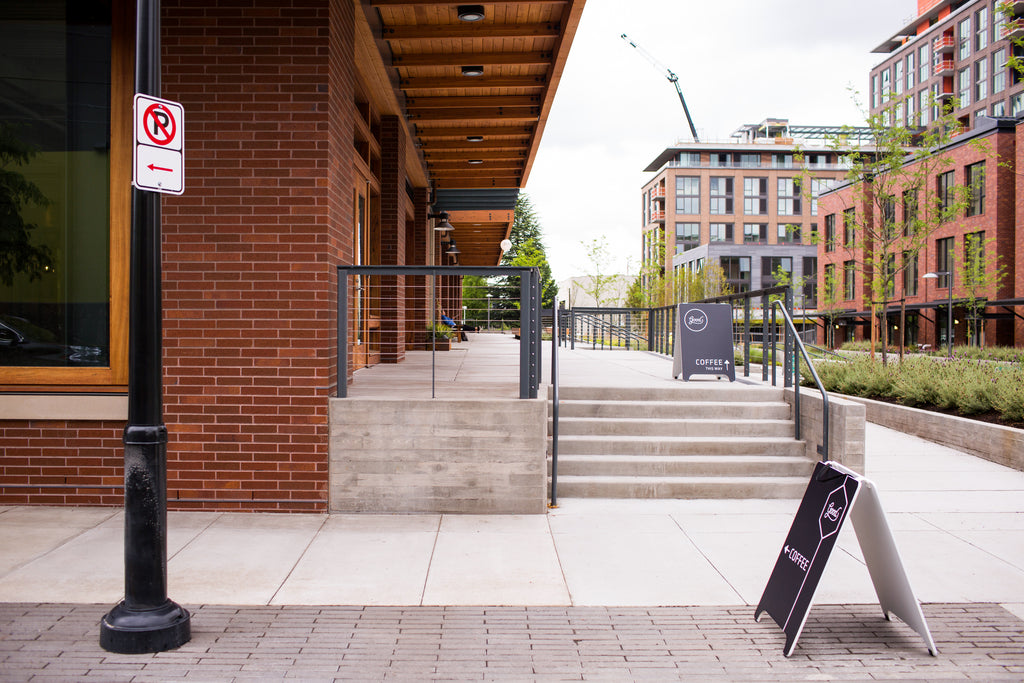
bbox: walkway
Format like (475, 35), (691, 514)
(2, 338), (1024, 679)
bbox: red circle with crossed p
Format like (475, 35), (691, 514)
(143, 103), (176, 146)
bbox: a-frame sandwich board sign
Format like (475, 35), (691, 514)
(755, 460), (937, 658)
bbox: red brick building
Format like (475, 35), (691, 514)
(817, 115), (1023, 349)
(0, 1), (585, 511)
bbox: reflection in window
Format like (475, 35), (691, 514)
(0, 2), (111, 368)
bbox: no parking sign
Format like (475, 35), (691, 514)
(133, 94), (184, 195)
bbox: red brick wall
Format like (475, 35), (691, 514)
(1, 1), (359, 511)
(0, 422), (124, 506)
(158, 0), (345, 511)
(817, 122), (1021, 350)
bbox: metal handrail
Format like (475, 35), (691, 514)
(336, 265), (541, 399)
(772, 300), (830, 462)
(549, 307), (560, 508)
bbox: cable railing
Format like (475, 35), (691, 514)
(567, 307), (649, 351)
(336, 265), (542, 399)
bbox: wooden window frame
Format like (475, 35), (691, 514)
(0, 1), (132, 391)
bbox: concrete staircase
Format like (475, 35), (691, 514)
(550, 384), (814, 499)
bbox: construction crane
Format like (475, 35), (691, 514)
(620, 33), (699, 143)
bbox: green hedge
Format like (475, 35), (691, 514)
(809, 356), (1024, 424)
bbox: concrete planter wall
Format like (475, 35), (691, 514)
(329, 397), (548, 513)
(845, 395), (1024, 472)
(783, 388), (866, 473)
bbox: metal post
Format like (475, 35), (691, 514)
(338, 271), (348, 398)
(550, 306), (559, 508)
(783, 288), (793, 388)
(743, 297), (751, 378)
(519, 274), (532, 399)
(762, 294), (770, 383)
(101, 0), (191, 654)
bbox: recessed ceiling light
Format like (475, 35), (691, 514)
(457, 5), (485, 21)
(461, 65), (484, 77)
(466, 135), (484, 142)
(468, 159), (484, 164)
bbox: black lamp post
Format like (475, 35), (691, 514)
(100, 0), (191, 654)
(923, 265), (953, 358)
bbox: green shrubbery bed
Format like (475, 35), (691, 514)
(807, 355), (1024, 425)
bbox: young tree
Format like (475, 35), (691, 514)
(805, 92), (976, 364)
(577, 236), (619, 308)
(815, 264), (845, 349)
(958, 232), (1005, 346)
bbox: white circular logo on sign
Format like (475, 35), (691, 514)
(683, 309), (708, 333)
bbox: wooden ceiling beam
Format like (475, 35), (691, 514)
(414, 124), (535, 138)
(407, 107), (539, 122)
(429, 160), (526, 171)
(419, 137), (531, 149)
(392, 51), (552, 68)
(383, 23), (560, 41)
(406, 95), (542, 109)
(423, 149), (527, 160)
(400, 75), (547, 91)
(431, 177), (522, 189)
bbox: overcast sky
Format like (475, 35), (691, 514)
(525, 0), (917, 283)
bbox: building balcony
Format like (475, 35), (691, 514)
(934, 57), (955, 76)
(652, 186), (666, 200)
(649, 210), (665, 224)
(1001, 21), (1024, 40)
(936, 78), (955, 99)
(932, 34), (955, 54)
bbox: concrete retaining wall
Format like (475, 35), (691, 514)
(847, 396), (1024, 472)
(784, 388), (866, 473)
(329, 398), (548, 513)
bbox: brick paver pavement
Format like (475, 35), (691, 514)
(2, 603), (1023, 681)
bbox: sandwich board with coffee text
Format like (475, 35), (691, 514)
(755, 460), (936, 658)
(672, 303), (735, 381)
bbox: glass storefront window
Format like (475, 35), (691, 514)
(0, 2), (111, 369)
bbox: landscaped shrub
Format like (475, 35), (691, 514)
(807, 355), (1023, 426)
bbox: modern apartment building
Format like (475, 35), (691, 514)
(640, 119), (860, 309)
(869, 0), (1024, 130)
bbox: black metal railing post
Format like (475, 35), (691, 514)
(550, 306), (560, 507)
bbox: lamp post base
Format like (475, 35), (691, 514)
(100, 599), (191, 654)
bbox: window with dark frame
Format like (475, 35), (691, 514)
(675, 222), (700, 253)
(902, 189), (918, 235)
(777, 178), (802, 216)
(743, 177), (768, 215)
(937, 171), (955, 215)
(743, 223), (768, 243)
(709, 223), (733, 242)
(936, 236), (954, 289)
(843, 207), (856, 247)
(675, 176), (700, 215)
(966, 161), (985, 216)
(803, 256), (817, 306)
(843, 260), (856, 301)
(825, 213), (836, 252)
(709, 177), (733, 215)
(903, 251), (918, 297)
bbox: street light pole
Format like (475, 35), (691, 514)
(100, 0), (190, 654)
(922, 263), (954, 359)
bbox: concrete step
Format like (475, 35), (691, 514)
(556, 400), (792, 420)
(555, 454), (815, 477)
(557, 435), (806, 457)
(553, 474), (811, 499)
(557, 417), (795, 438)
(555, 385), (785, 403)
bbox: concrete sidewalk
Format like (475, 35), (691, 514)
(3, 424), (1024, 613)
(3, 345), (1024, 679)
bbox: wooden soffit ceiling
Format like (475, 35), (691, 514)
(364, 0), (586, 194)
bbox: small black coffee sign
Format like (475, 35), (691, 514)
(672, 303), (735, 381)
(755, 461), (859, 656)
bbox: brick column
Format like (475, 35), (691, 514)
(407, 187), (429, 348)
(379, 115), (406, 363)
